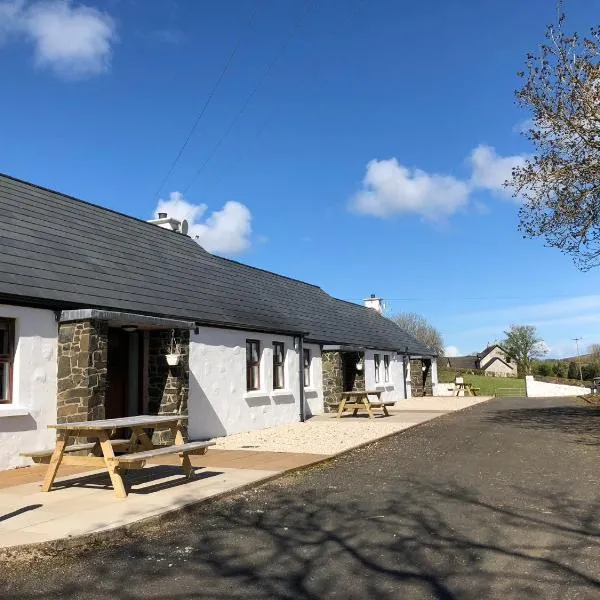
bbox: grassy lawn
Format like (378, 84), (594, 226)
(438, 371), (526, 396)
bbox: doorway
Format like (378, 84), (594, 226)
(105, 328), (143, 419)
(342, 351), (364, 392)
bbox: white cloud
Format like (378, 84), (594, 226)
(155, 192), (252, 255)
(0, 0), (116, 78)
(469, 144), (528, 199)
(350, 158), (470, 221)
(444, 345), (460, 357)
(351, 145), (530, 219)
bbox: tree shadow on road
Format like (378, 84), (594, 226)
(1, 474), (599, 600)
(485, 404), (600, 445)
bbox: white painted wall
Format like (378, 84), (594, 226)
(0, 305), (58, 470)
(525, 375), (590, 397)
(188, 327), (323, 439)
(431, 358), (439, 388)
(363, 350), (408, 403)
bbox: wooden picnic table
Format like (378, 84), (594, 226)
(38, 415), (214, 498)
(336, 390), (390, 419)
(455, 382), (479, 397)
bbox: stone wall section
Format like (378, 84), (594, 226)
(410, 358), (433, 397)
(56, 320), (108, 443)
(322, 350), (365, 411)
(149, 329), (190, 445)
(322, 351), (342, 410)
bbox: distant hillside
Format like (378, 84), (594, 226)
(559, 354), (592, 363)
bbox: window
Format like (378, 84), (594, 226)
(0, 319), (14, 403)
(374, 353), (381, 384)
(246, 340), (261, 391)
(272, 342), (285, 389)
(303, 348), (311, 387)
(384, 355), (390, 382)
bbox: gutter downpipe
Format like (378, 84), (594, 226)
(402, 346), (409, 399)
(298, 335), (306, 422)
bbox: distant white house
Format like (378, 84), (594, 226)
(438, 345), (517, 377)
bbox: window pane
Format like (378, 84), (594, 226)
(0, 322), (9, 355)
(0, 362), (7, 400)
(303, 349), (311, 386)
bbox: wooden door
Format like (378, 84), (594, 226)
(105, 328), (129, 420)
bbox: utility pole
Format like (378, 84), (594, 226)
(573, 337), (583, 382)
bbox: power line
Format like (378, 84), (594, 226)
(150, 2), (263, 203)
(201, 0), (364, 197)
(182, 0), (317, 195)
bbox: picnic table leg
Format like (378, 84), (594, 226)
(337, 397), (347, 419)
(41, 430), (69, 492)
(382, 404), (390, 417)
(170, 423), (194, 478)
(98, 430), (128, 499)
(131, 426), (154, 451)
(363, 399), (375, 420)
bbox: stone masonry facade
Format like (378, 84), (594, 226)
(56, 320), (189, 445)
(149, 329), (190, 445)
(322, 350), (365, 410)
(57, 320), (108, 438)
(410, 358), (433, 397)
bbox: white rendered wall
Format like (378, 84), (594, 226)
(525, 375), (590, 397)
(0, 305), (58, 470)
(303, 343), (323, 417)
(430, 358), (439, 388)
(188, 328), (323, 440)
(363, 350), (407, 403)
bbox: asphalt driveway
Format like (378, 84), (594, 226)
(2, 396), (600, 600)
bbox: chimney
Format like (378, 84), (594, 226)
(364, 293), (384, 314)
(148, 212), (189, 235)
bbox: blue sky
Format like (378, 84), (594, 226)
(1, 0), (599, 358)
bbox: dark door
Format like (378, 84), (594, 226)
(105, 328), (130, 420)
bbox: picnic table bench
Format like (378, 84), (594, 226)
(334, 390), (392, 419)
(454, 382), (480, 397)
(23, 415), (214, 498)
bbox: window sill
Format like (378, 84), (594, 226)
(271, 389), (293, 397)
(304, 387), (317, 393)
(244, 390), (270, 400)
(0, 406), (30, 417)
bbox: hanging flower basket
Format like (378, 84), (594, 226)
(355, 361), (364, 371)
(166, 329), (181, 366)
(166, 353), (180, 366)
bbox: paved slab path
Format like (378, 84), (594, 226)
(2, 396), (600, 599)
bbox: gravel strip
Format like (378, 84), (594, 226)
(214, 419), (424, 455)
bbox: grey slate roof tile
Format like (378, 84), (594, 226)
(0, 173), (434, 355)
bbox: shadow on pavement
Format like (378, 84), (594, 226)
(1, 477), (599, 600)
(485, 404), (600, 444)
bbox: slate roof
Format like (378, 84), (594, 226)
(441, 356), (479, 370)
(0, 173), (434, 355)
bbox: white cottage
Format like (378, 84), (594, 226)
(0, 173), (436, 470)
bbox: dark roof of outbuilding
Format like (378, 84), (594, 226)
(0, 173), (433, 354)
(443, 356), (479, 370)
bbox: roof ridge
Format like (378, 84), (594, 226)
(0, 171), (188, 238)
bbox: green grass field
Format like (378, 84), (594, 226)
(438, 371), (526, 396)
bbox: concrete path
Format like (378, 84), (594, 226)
(1, 396), (599, 599)
(0, 397), (488, 550)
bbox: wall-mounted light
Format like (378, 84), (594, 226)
(122, 325), (137, 333)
